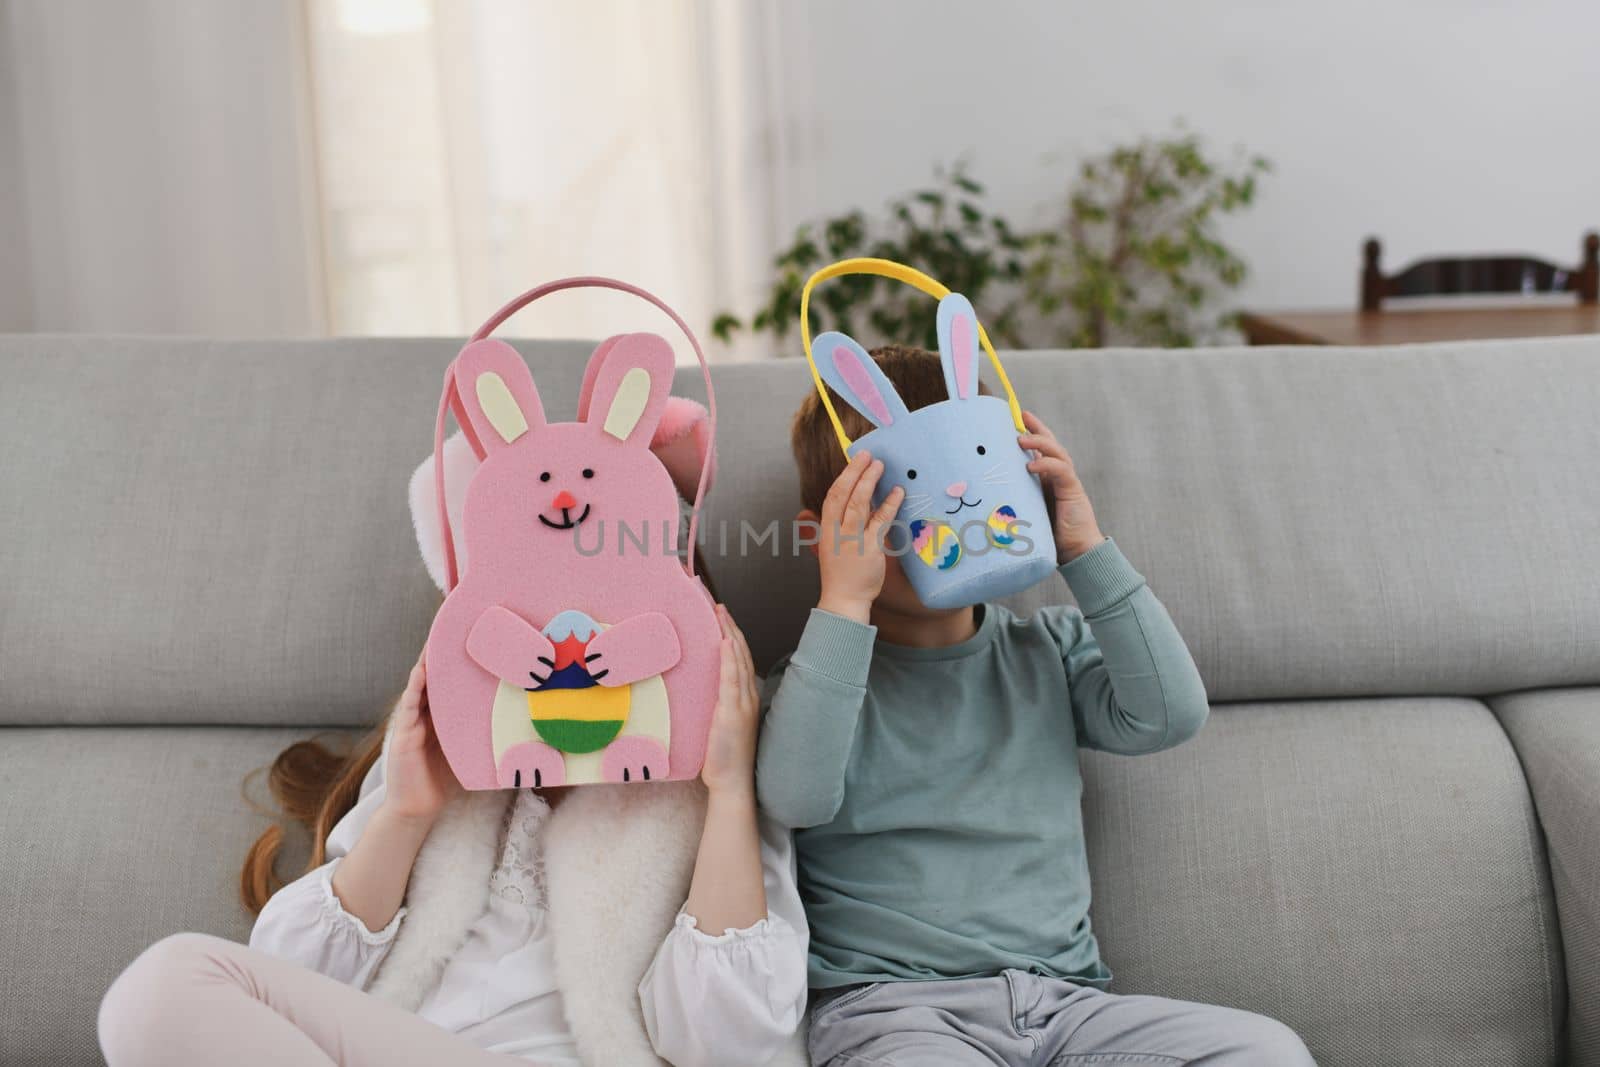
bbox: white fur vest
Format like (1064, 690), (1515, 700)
(366, 779), (808, 1066)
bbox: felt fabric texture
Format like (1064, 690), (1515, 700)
(811, 296), (1055, 610)
(412, 331), (712, 599)
(466, 605), (557, 685)
(424, 334), (719, 790)
(410, 399), (712, 596)
(936, 292), (983, 401)
(526, 609), (632, 755)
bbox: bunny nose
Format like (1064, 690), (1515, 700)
(550, 489), (578, 511)
(945, 481), (968, 499)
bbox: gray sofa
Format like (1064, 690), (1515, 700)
(2, 333), (1596, 1066)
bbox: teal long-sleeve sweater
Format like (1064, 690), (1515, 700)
(755, 538), (1209, 989)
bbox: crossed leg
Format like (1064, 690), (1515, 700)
(99, 933), (526, 1067)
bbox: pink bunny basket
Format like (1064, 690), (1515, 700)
(423, 278), (720, 791)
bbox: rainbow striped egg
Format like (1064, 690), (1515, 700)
(525, 609), (629, 754)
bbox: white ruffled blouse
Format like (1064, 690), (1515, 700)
(249, 758), (809, 1065)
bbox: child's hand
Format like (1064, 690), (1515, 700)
(816, 451), (904, 624)
(332, 654), (457, 931)
(701, 606), (760, 799)
(382, 654), (461, 827)
(1019, 411), (1105, 564)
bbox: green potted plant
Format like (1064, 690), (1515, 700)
(1028, 132), (1269, 347)
(712, 165), (1029, 351)
(715, 131), (1269, 351)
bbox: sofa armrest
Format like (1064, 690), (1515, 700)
(1494, 688), (1600, 1066)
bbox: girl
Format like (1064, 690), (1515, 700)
(99, 419), (809, 1067)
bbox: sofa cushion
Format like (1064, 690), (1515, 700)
(6, 336), (1599, 725)
(707, 339), (1600, 698)
(1493, 688), (1600, 1066)
(2, 708), (1562, 1067)
(0, 336), (595, 727)
(0, 726), (335, 1064)
(1079, 697), (1564, 1067)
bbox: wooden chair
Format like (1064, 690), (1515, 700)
(1361, 231), (1599, 311)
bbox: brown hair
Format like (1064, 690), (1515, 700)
(240, 725), (384, 913)
(791, 344), (990, 514)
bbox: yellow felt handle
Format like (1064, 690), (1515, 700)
(800, 257), (1026, 454)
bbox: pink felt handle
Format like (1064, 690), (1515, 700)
(435, 277), (716, 591)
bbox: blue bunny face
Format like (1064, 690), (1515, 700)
(812, 293), (1056, 609)
(848, 395), (1055, 608)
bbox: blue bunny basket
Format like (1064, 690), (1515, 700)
(802, 258), (1057, 610)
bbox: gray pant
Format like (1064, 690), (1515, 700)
(808, 972), (1315, 1066)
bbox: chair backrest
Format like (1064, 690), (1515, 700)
(1361, 231), (1599, 310)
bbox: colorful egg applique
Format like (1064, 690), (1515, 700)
(987, 504), (1020, 546)
(909, 519), (962, 570)
(525, 609), (629, 754)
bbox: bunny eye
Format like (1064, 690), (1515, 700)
(907, 469), (918, 480)
(582, 468), (595, 479)
(539, 471), (551, 482)
(976, 445), (987, 456)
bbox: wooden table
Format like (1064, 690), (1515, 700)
(1238, 304), (1600, 346)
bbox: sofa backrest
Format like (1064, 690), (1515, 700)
(710, 338), (1600, 698)
(3, 334), (1597, 728)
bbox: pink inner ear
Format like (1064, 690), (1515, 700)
(833, 346), (894, 426)
(951, 316), (975, 399)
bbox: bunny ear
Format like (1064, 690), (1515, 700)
(583, 332), (673, 446)
(584, 337), (713, 496)
(812, 330), (910, 429)
(410, 431), (478, 593)
(575, 334), (627, 423)
(936, 293), (982, 401)
(452, 339), (546, 452)
(652, 396), (716, 501)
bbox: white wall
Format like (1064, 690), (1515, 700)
(765, 0), (1600, 314)
(2, 0), (1595, 336)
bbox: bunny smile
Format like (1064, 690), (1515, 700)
(944, 496), (983, 515)
(539, 504), (591, 530)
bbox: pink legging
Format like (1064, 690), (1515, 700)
(99, 933), (532, 1066)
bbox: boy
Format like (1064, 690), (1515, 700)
(757, 347), (1314, 1066)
